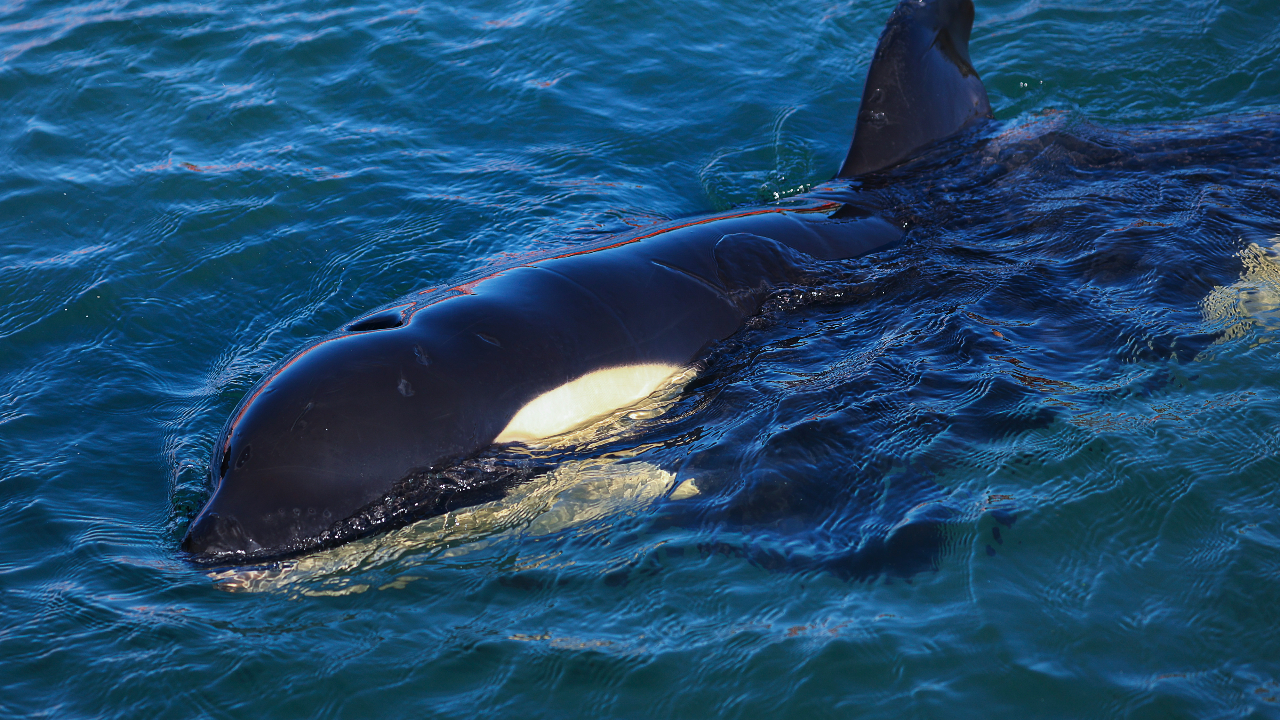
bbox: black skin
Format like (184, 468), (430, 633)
(182, 0), (991, 563)
(839, 0), (993, 177)
(184, 200), (901, 560)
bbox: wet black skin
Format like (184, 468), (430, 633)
(183, 203), (901, 559)
(839, 0), (992, 177)
(182, 0), (992, 562)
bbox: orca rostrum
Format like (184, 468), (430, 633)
(182, 0), (994, 562)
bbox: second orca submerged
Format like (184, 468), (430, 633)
(182, 0), (994, 562)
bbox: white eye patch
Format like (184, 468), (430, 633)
(494, 363), (683, 444)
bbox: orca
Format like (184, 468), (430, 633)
(181, 0), (994, 562)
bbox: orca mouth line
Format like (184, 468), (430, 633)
(183, 451), (562, 565)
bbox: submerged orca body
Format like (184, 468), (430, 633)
(182, 0), (994, 562)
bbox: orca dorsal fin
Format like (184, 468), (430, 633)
(838, 0), (994, 178)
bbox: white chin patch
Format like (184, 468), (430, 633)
(494, 363), (683, 444)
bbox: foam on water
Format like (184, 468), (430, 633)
(1201, 237), (1280, 348)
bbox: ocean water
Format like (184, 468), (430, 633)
(4, 0), (1280, 716)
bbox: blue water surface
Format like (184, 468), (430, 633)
(4, 0), (1280, 717)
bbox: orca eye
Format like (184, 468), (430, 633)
(235, 445), (251, 469)
(219, 447), (231, 479)
(413, 345), (432, 366)
(348, 311), (404, 332)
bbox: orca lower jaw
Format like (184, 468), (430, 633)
(180, 498), (426, 565)
(181, 457), (546, 566)
(180, 508), (341, 565)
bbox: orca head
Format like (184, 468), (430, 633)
(181, 312), (490, 563)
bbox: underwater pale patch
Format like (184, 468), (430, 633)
(208, 457), (685, 594)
